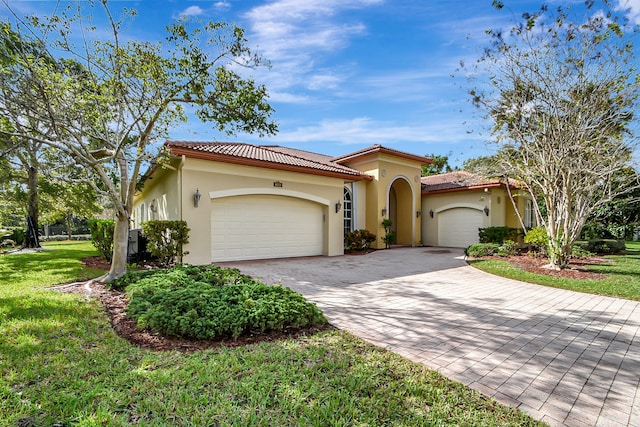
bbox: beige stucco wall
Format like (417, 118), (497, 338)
(421, 189), (496, 247)
(134, 157), (349, 265)
(421, 187), (531, 246)
(132, 160), (182, 228)
(342, 153), (422, 249)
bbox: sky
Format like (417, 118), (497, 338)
(2, 0), (640, 167)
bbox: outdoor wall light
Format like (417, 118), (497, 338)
(381, 208), (387, 217)
(150, 200), (157, 213)
(335, 200), (342, 213)
(484, 206), (490, 216)
(194, 188), (201, 208)
(416, 210), (422, 218)
(273, 181), (283, 188)
(429, 209), (434, 218)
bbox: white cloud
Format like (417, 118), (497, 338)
(179, 6), (205, 17)
(616, 0), (640, 24)
(243, 0), (381, 94)
(214, 2), (232, 11)
(271, 117), (478, 146)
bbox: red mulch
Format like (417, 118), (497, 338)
(471, 254), (609, 280)
(53, 257), (332, 352)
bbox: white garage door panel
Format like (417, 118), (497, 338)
(211, 195), (324, 262)
(438, 208), (483, 248)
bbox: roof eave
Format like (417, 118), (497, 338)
(170, 146), (373, 181)
(334, 145), (431, 165)
(421, 182), (518, 195)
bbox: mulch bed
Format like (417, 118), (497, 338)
(53, 257), (332, 352)
(470, 254), (609, 280)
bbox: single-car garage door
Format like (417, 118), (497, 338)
(211, 195), (324, 262)
(438, 208), (484, 248)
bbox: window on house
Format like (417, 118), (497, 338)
(525, 198), (536, 229)
(344, 187), (353, 234)
(140, 203), (146, 224)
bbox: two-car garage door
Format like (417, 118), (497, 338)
(437, 207), (484, 248)
(211, 195), (324, 262)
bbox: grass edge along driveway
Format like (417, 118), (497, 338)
(0, 241), (545, 426)
(469, 241), (640, 301)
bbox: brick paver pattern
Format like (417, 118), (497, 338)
(226, 247), (640, 427)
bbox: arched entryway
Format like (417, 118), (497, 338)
(388, 177), (414, 245)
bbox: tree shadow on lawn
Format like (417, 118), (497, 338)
(0, 249), (98, 286)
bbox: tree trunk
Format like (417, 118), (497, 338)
(103, 212), (129, 282)
(23, 165), (41, 248)
(546, 238), (571, 270)
(65, 214), (72, 240)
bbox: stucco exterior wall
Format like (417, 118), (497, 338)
(179, 158), (346, 265)
(421, 187), (532, 247)
(342, 153), (422, 249)
(421, 189), (493, 247)
(132, 161), (182, 228)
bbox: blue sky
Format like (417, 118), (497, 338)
(3, 1), (640, 167)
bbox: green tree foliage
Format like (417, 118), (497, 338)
(467, 1), (640, 269)
(141, 220), (190, 267)
(583, 168), (640, 240)
(0, 4), (277, 280)
(421, 153), (453, 176)
(88, 219), (115, 262)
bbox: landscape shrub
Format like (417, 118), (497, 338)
(496, 240), (519, 257)
(0, 229), (16, 253)
(571, 245), (594, 259)
(88, 219), (115, 262)
(344, 229), (376, 252)
(381, 218), (395, 249)
(142, 220), (190, 266)
(524, 226), (548, 255)
(125, 265), (327, 340)
(5, 227), (25, 246)
(478, 226), (522, 244)
(577, 239), (626, 255)
(466, 243), (500, 257)
(40, 234), (91, 242)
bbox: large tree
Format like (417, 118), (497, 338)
(468, 1), (639, 269)
(0, 2), (277, 280)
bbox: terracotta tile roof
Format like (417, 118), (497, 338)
(421, 171), (518, 194)
(165, 141), (372, 180)
(332, 144), (431, 165)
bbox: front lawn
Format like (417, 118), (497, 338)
(468, 241), (640, 301)
(0, 241), (544, 426)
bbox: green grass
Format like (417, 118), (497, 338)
(0, 241), (545, 426)
(469, 241), (640, 301)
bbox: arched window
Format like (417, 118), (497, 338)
(525, 198), (536, 229)
(344, 187), (353, 234)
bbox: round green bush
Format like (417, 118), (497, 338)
(125, 265), (327, 340)
(466, 243), (500, 257)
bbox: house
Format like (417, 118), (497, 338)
(132, 142), (533, 264)
(421, 171), (535, 248)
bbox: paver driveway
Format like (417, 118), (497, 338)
(222, 247), (640, 426)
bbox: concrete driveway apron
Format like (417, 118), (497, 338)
(222, 247), (640, 427)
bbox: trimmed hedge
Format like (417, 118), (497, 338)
(466, 241), (518, 257)
(124, 265), (327, 340)
(88, 219), (115, 262)
(478, 226), (522, 244)
(575, 239), (626, 255)
(466, 243), (500, 257)
(142, 220), (190, 266)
